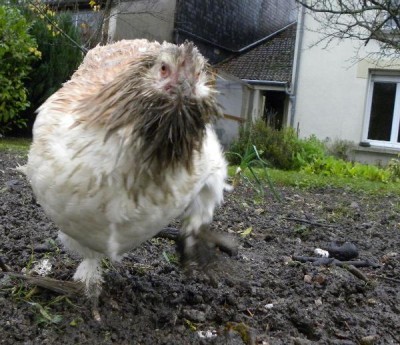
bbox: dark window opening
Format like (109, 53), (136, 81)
(367, 82), (396, 141)
(263, 91), (286, 130)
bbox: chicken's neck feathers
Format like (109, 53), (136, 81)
(73, 58), (221, 175)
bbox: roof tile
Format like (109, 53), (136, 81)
(218, 23), (297, 84)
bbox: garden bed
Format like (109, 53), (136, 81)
(0, 150), (399, 344)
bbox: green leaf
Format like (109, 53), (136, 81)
(240, 227), (253, 238)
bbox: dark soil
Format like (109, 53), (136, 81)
(1, 150), (399, 345)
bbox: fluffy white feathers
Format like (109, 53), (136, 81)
(26, 39), (229, 296)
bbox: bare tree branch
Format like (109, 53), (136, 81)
(27, 0), (87, 53)
(296, 0), (400, 60)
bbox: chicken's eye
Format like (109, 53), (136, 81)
(160, 63), (169, 78)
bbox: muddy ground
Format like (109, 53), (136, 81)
(0, 149), (399, 345)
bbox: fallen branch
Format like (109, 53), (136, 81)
(283, 217), (338, 228)
(1, 271), (84, 297)
(368, 273), (400, 284)
(292, 256), (380, 268)
(343, 264), (369, 282)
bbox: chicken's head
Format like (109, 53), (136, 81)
(150, 42), (211, 100)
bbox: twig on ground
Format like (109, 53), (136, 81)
(283, 217), (338, 228)
(343, 264), (369, 282)
(292, 256), (380, 268)
(368, 273), (400, 284)
(1, 271), (84, 297)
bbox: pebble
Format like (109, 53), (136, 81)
(314, 248), (329, 257)
(360, 335), (379, 345)
(350, 201), (360, 209)
(30, 259), (52, 276)
(197, 330), (217, 339)
(183, 309), (206, 322)
(282, 256), (292, 265)
(33, 243), (52, 253)
(6, 179), (23, 192)
(304, 275), (312, 284)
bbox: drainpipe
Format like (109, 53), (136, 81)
(288, 5), (305, 129)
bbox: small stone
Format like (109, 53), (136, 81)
(183, 309), (206, 323)
(6, 179), (23, 192)
(367, 298), (377, 305)
(197, 330), (217, 339)
(360, 335), (378, 345)
(315, 298), (323, 306)
(304, 275), (312, 283)
(350, 201), (360, 209)
(314, 248), (329, 257)
(34, 243), (51, 253)
(381, 252), (398, 263)
(282, 256), (293, 265)
(29, 259), (52, 276)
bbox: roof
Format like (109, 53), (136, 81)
(217, 23), (297, 84)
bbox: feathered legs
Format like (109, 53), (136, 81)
(58, 232), (104, 298)
(181, 172), (226, 265)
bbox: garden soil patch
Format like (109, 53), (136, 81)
(1, 150), (399, 345)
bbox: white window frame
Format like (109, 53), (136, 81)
(362, 73), (400, 149)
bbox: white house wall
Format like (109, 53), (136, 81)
(294, 12), (400, 164)
(294, 13), (369, 144)
(214, 77), (245, 148)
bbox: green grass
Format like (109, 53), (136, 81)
(228, 166), (400, 196)
(0, 139), (398, 196)
(0, 137), (31, 151)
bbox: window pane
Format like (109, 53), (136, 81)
(368, 82), (396, 141)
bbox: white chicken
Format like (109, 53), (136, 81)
(26, 39), (229, 297)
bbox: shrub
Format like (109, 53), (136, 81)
(326, 139), (356, 161)
(292, 134), (327, 170)
(228, 119), (327, 170)
(0, 5), (39, 134)
(228, 119), (299, 169)
(387, 156), (400, 182)
(302, 156), (391, 183)
(25, 12), (83, 112)
(17, 8), (83, 135)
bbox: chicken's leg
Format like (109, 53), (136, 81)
(180, 171), (229, 265)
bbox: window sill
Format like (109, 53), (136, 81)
(355, 143), (400, 155)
